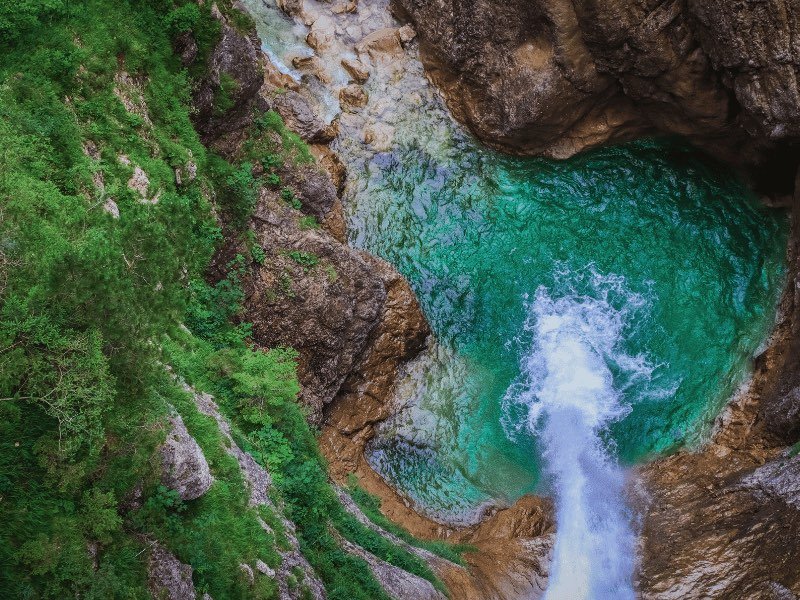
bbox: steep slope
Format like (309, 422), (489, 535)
(0, 1), (460, 598)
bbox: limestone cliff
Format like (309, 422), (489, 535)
(391, 0), (800, 176)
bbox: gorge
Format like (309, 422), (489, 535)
(245, 0), (794, 597)
(2, 0), (799, 598)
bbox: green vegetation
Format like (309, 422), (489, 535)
(346, 476), (475, 565)
(214, 72), (239, 116)
(286, 250), (320, 270)
(0, 1), (448, 599)
(299, 215), (320, 230)
(0, 0), (225, 595)
(164, 260), (449, 599)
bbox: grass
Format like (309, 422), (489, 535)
(347, 475), (475, 566)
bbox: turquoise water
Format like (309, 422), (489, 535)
(243, 0), (788, 523)
(351, 138), (787, 521)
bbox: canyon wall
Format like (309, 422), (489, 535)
(208, 1), (800, 597)
(391, 0), (800, 183)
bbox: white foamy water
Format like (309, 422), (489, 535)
(503, 271), (649, 600)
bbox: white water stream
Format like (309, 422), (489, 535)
(503, 273), (649, 599)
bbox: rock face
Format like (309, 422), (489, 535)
(192, 12), (264, 145)
(391, 0), (800, 166)
(160, 412), (213, 501)
(638, 448), (800, 599)
(637, 194), (800, 599)
(321, 253), (429, 478)
(147, 541), (196, 600)
(241, 188), (388, 422)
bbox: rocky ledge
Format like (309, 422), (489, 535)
(390, 0), (800, 177)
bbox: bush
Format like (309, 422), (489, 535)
(164, 3), (200, 35)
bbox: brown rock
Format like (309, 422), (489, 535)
(279, 162), (339, 219)
(391, 0), (800, 164)
(291, 55), (332, 84)
(341, 58), (370, 83)
(306, 16), (336, 53)
(276, 0), (305, 19)
(243, 189), (387, 422)
(356, 28), (404, 63)
(397, 24), (416, 45)
(339, 83), (369, 112)
(270, 89), (338, 143)
(310, 144), (347, 194)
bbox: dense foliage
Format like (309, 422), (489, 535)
(0, 0), (457, 598)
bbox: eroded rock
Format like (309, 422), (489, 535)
(243, 189), (387, 421)
(391, 0), (800, 163)
(342, 58), (370, 83)
(269, 89), (337, 143)
(339, 83), (369, 112)
(147, 541), (196, 600)
(160, 412), (213, 501)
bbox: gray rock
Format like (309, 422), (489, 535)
(336, 533), (447, 600)
(270, 90), (337, 143)
(279, 163), (338, 220)
(147, 541), (196, 600)
(160, 412), (213, 501)
(742, 452), (800, 510)
(193, 13), (264, 145)
(190, 389), (326, 599)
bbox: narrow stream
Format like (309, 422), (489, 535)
(245, 0), (788, 594)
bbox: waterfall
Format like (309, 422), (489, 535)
(503, 271), (648, 599)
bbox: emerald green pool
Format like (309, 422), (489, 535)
(244, 0), (788, 525)
(349, 137), (787, 521)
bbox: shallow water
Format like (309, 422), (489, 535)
(244, 0), (788, 528)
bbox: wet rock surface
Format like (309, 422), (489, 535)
(391, 0), (800, 164)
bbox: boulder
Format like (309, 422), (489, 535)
(339, 83), (369, 112)
(270, 90), (337, 143)
(160, 413), (213, 501)
(391, 0), (800, 165)
(147, 541), (196, 600)
(341, 58), (370, 84)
